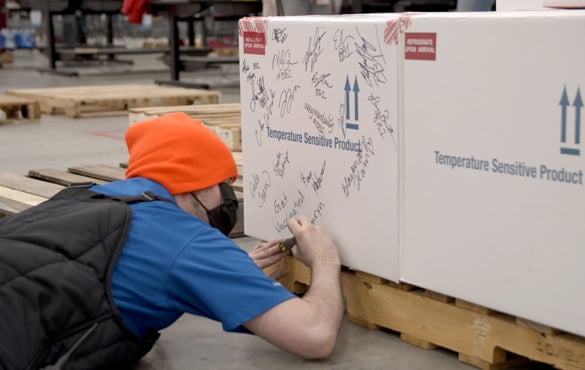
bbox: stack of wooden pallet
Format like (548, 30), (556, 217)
(0, 162), (244, 237)
(5, 84), (221, 118)
(128, 103), (242, 152)
(120, 151), (244, 193)
(0, 95), (41, 125)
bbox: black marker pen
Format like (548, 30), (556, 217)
(279, 236), (296, 252)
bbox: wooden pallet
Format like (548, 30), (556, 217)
(0, 95), (41, 124)
(231, 151), (243, 174)
(119, 161), (243, 193)
(206, 123), (241, 152)
(0, 172), (63, 219)
(267, 257), (585, 370)
(120, 150), (243, 184)
(128, 103), (240, 125)
(5, 84), (221, 118)
(128, 103), (242, 151)
(0, 50), (14, 65)
(0, 164), (245, 238)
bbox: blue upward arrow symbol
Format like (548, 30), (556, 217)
(345, 76), (351, 120)
(560, 86), (570, 143)
(573, 86), (583, 144)
(353, 77), (360, 121)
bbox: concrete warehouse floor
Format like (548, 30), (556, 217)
(0, 50), (556, 370)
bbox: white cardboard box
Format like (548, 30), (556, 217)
(401, 11), (585, 337)
(238, 14), (404, 281)
(239, 10), (585, 337)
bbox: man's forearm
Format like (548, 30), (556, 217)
(300, 261), (344, 356)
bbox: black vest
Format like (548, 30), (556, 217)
(0, 186), (164, 370)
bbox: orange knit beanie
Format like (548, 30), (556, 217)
(125, 112), (238, 195)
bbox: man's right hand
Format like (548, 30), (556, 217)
(287, 216), (341, 269)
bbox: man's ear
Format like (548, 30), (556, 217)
(173, 193), (191, 212)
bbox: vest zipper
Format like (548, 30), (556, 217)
(30, 313), (112, 369)
(39, 323), (98, 370)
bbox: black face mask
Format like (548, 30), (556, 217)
(192, 182), (238, 236)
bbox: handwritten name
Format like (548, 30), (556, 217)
(249, 170), (271, 207)
(273, 192), (288, 214)
(368, 93), (396, 148)
(272, 49), (297, 80)
(255, 112), (269, 146)
(242, 58), (250, 74)
(243, 59), (259, 76)
(354, 28), (387, 87)
(300, 160), (326, 195)
(272, 27), (288, 43)
(338, 103), (347, 139)
(311, 202), (325, 225)
(341, 136), (375, 197)
(279, 85), (301, 118)
(303, 27), (327, 73)
(249, 76), (276, 117)
(333, 29), (354, 62)
(273, 150), (290, 178)
(304, 102), (334, 134)
(311, 72), (333, 99)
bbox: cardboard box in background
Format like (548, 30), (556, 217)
(495, 0), (585, 10)
(238, 14), (404, 281)
(401, 11), (585, 337)
(496, 0), (547, 10)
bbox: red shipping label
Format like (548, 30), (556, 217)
(405, 33), (437, 61)
(243, 31), (266, 55)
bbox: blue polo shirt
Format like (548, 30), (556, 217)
(91, 178), (295, 337)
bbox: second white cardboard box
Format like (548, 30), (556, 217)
(401, 11), (585, 337)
